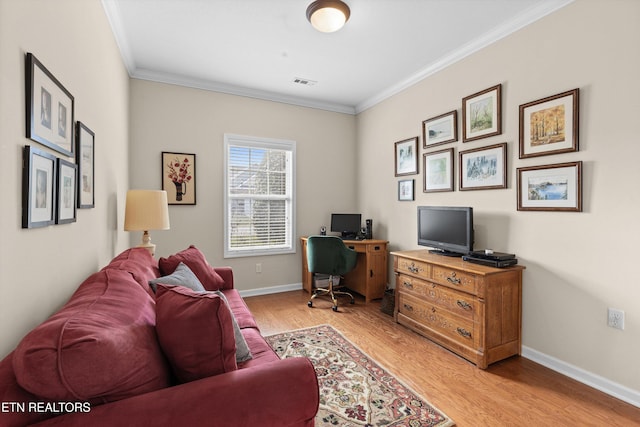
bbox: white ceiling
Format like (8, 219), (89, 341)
(102, 0), (572, 114)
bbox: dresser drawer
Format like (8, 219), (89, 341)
(398, 293), (477, 348)
(431, 265), (476, 294)
(397, 274), (476, 321)
(396, 258), (431, 280)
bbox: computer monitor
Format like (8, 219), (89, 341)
(330, 213), (361, 239)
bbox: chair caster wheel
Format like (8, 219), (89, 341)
(332, 306), (338, 312)
(350, 299), (355, 304)
(308, 301), (313, 308)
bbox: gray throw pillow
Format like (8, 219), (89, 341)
(149, 262), (206, 293)
(214, 291), (253, 363)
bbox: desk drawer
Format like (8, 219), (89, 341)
(397, 274), (476, 321)
(431, 266), (476, 294)
(396, 258), (431, 280)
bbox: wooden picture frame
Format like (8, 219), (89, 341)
(422, 110), (457, 147)
(462, 84), (501, 142)
(76, 122), (95, 209)
(56, 158), (77, 224)
(25, 53), (74, 157)
(519, 88), (579, 159)
(423, 148), (454, 193)
(22, 145), (57, 228)
(459, 143), (507, 191)
(398, 179), (415, 201)
(394, 137), (419, 176)
(517, 161), (582, 212)
(162, 152), (196, 205)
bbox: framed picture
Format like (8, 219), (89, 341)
(422, 110), (457, 147)
(459, 143), (507, 191)
(519, 88), (579, 159)
(423, 148), (454, 193)
(162, 152), (196, 205)
(462, 84), (501, 142)
(22, 145), (57, 228)
(394, 137), (419, 176)
(398, 179), (414, 201)
(76, 122), (95, 209)
(25, 53), (74, 157)
(56, 158), (77, 224)
(517, 161), (582, 212)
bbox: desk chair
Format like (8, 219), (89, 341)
(306, 235), (357, 312)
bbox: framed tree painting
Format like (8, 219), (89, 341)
(76, 122), (95, 209)
(517, 161), (582, 212)
(25, 53), (75, 157)
(459, 143), (507, 191)
(394, 137), (419, 176)
(56, 158), (77, 224)
(423, 148), (454, 193)
(398, 179), (414, 201)
(519, 88), (579, 159)
(22, 145), (57, 228)
(462, 84), (502, 142)
(162, 152), (196, 205)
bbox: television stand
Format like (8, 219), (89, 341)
(428, 249), (462, 257)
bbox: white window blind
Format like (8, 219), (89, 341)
(224, 134), (296, 257)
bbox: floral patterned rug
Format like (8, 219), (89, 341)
(266, 324), (455, 427)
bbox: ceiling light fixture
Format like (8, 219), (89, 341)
(306, 0), (350, 33)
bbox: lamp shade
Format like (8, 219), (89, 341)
(306, 0), (350, 33)
(124, 190), (170, 231)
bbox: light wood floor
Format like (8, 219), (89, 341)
(244, 290), (640, 427)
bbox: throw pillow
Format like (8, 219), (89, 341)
(158, 245), (225, 290)
(155, 284), (237, 383)
(215, 291), (252, 363)
(148, 262), (205, 293)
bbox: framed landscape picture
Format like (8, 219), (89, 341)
(22, 145), (57, 228)
(422, 110), (457, 147)
(462, 84), (501, 142)
(423, 148), (454, 193)
(459, 143), (507, 191)
(394, 137), (419, 176)
(517, 161), (582, 212)
(162, 152), (196, 205)
(519, 88), (579, 159)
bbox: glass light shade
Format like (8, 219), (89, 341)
(306, 0), (350, 33)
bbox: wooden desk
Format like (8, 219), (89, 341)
(300, 237), (388, 303)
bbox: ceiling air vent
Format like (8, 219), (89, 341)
(293, 77), (317, 86)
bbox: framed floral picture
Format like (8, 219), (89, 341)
(519, 88), (579, 159)
(398, 179), (414, 201)
(423, 148), (454, 193)
(462, 84), (502, 142)
(517, 161), (582, 212)
(162, 152), (196, 205)
(422, 110), (457, 147)
(22, 145), (57, 228)
(459, 143), (507, 191)
(394, 137), (419, 176)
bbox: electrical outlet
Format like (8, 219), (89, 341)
(607, 308), (625, 330)
(255, 263), (262, 273)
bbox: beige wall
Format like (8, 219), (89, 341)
(0, 0), (130, 358)
(357, 0), (640, 394)
(129, 79), (357, 291)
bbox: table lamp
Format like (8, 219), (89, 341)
(124, 190), (170, 256)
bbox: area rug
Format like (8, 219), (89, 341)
(266, 324), (455, 427)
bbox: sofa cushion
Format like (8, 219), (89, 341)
(219, 289), (260, 330)
(155, 284), (237, 383)
(148, 262), (206, 293)
(12, 268), (170, 404)
(158, 245), (225, 291)
(214, 291), (252, 363)
(103, 247), (161, 296)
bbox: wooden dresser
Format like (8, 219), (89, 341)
(392, 250), (524, 369)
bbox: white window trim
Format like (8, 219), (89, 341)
(223, 134), (296, 258)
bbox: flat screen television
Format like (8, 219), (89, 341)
(417, 206), (473, 256)
(331, 213), (361, 239)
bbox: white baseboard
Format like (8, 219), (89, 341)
(522, 346), (640, 408)
(238, 282), (302, 298)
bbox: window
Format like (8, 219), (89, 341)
(224, 134), (296, 257)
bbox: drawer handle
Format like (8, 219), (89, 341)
(403, 281), (413, 289)
(403, 303), (414, 312)
(456, 300), (472, 311)
(446, 272), (461, 285)
(408, 263), (419, 274)
(456, 327), (472, 339)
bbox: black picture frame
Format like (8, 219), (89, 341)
(56, 158), (77, 224)
(76, 122), (95, 209)
(22, 145), (57, 228)
(398, 179), (415, 201)
(162, 152), (196, 205)
(25, 53), (75, 157)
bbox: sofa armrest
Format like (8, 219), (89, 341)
(33, 357), (318, 427)
(213, 267), (234, 290)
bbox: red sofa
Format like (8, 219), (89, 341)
(0, 247), (319, 426)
